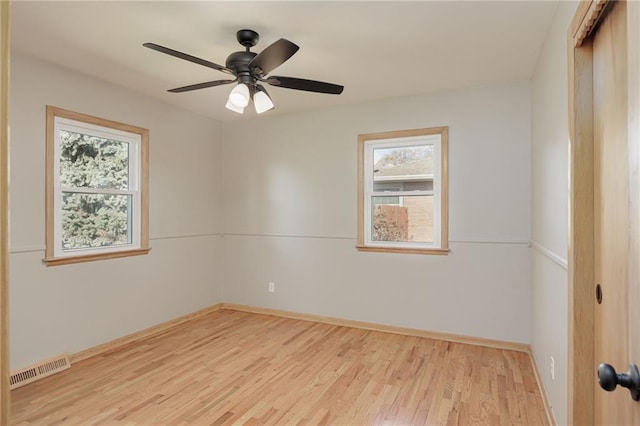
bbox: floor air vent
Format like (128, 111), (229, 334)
(10, 353), (71, 389)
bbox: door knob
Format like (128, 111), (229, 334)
(598, 363), (640, 401)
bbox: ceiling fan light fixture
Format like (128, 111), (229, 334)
(254, 89), (275, 114)
(228, 83), (250, 108)
(225, 98), (244, 114)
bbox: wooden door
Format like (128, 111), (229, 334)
(592, 1), (640, 424)
(569, 0), (640, 424)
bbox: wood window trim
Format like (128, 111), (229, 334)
(356, 127), (449, 255)
(44, 106), (150, 266)
(354, 245), (450, 256)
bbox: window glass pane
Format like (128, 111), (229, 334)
(61, 192), (132, 250)
(373, 145), (433, 192)
(372, 182), (400, 192)
(375, 196), (400, 205)
(371, 195), (433, 243)
(59, 130), (129, 190)
(403, 181), (433, 191)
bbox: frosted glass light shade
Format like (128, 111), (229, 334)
(225, 99), (244, 114)
(253, 90), (275, 114)
(228, 83), (250, 108)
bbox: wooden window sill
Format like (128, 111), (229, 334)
(43, 248), (151, 266)
(355, 245), (450, 256)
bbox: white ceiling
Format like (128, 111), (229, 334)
(10, 1), (558, 121)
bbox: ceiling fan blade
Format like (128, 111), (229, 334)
(168, 79), (236, 93)
(249, 39), (299, 76)
(143, 42), (234, 76)
(266, 76), (344, 95)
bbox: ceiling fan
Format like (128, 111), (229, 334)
(143, 29), (344, 114)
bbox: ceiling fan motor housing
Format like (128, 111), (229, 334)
(225, 51), (258, 77)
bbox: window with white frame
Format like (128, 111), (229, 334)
(45, 106), (149, 265)
(357, 127), (448, 255)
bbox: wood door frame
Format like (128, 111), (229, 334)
(567, 4), (596, 423)
(0, 0), (9, 423)
(568, 0), (640, 424)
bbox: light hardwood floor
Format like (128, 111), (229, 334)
(11, 310), (548, 425)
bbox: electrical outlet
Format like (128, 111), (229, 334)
(268, 282), (275, 293)
(550, 356), (555, 381)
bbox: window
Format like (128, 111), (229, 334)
(45, 106), (149, 265)
(357, 127), (448, 255)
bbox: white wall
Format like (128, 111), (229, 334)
(530, 2), (578, 425)
(222, 83), (532, 343)
(9, 53), (224, 369)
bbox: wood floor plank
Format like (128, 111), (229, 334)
(11, 310), (548, 425)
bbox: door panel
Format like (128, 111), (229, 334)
(627, 2), (640, 424)
(593, 1), (640, 424)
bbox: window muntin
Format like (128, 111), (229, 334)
(357, 127), (448, 255)
(45, 107), (149, 265)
